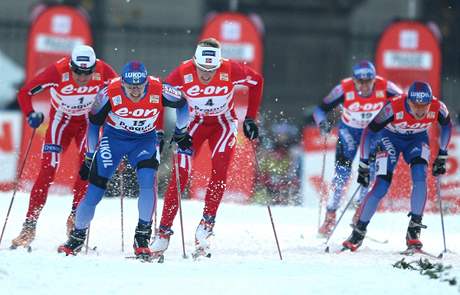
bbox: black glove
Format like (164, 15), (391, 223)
(79, 152), (94, 181)
(243, 117), (258, 140)
(157, 131), (165, 154)
(172, 127), (192, 150)
(432, 150), (448, 176)
(357, 159), (370, 187)
(319, 120), (332, 136)
(27, 111), (44, 129)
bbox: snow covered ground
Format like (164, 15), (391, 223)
(1, 192), (460, 295)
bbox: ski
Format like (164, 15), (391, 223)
(191, 248), (211, 260)
(125, 254), (164, 263)
(365, 235), (389, 244)
(400, 248), (442, 260)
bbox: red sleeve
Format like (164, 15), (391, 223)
(17, 64), (61, 116)
(230, 61), (264, 119)
(164, 66), (183, 87)
(102, 62), (118, 80)
(156, 111), (165, 132)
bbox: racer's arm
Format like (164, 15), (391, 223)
(386, 80), (403, 98)
(360, 102), (395, 160)
(438, 101), (452, 153)
(312, 84), (345, 126)
(162, 83), (189, 130)
(230, 61), (264, 120)
(17, 64), (61, 115)
(87, 87), (111, 153)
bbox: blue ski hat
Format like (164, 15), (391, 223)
(121, 61), (147, 85)
(352, 60), (376, 80)
(408, 81), (432, 104)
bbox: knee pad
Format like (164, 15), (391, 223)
(88, 160), (109, 189)
(377, 173), (393, 184)
(137, 156), (159, 170)
(410, 157), (428, 167)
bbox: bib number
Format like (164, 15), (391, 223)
(375, 151), (388, 176)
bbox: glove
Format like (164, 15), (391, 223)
(157, 131), (165, 154)
(432, 150), (448, 176)
(243, 117), (259, 140)
(27, 111), (44, 129)
(79, 152), (94, 181)
(357, 159), (370, 187)
(172, 128), (192, 150)
(319, 120), (332, 136)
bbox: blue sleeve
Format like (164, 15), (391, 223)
(175, 100), (190, 130)
(386, 80), (403, 98)
(162, 83), (186, 108)
(89, 87), (111, 125)
(360, 103), (394, 160)
(438, 101), (452, 152)
(367, 102), (394, 132)
(359, 127), (375, 160)
(86, 121), (101, 154)
(313, 84), (345, 126)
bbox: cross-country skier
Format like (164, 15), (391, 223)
(151, 38), (264, 257)
(343, 81), (452, 251)
(12, 45), (117, 249)
(57, 61), (190, 259)
(313, 60), (402, 237)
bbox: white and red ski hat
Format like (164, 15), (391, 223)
(70, 45), (96, 73)
(193, 45), (222, 71)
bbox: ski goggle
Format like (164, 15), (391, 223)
(70, 61), (95, 75)
(193, 46), (222, 72)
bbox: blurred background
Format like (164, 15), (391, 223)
(0, 0), (458, 207)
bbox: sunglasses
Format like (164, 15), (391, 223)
(70, 61), (95, 75)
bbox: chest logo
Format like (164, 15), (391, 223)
(186, 85), (229, 97)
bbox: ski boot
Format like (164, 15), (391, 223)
(405, 213), (426, 250)
(66, 212), (75, 237)
(151, 225), (173, 257)
(342, 221), (368, 252)
(193, 215), (215, 259)
(133, 222), (154, 261)
(58, 228), (87, 255)
(318, 210), (336, 237)
(11, 219), (37, 250)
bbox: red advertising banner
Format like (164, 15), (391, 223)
(190, 12), (264, 202)
(18, 5), (92, 193)
(375, 20), (441, 211)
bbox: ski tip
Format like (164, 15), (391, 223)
(27, 246), (32, 253)
(9, 244), (17, 250)
(324, 246), (330, 253)
(437, 252), (444, 259)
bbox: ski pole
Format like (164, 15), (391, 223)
(120, 165), (125, 253)
(0, 129), (36, 247)
(252, 141), (283, 260)
(324, 185), (361, 252)
(436, 176), (447, 254)
(318, 136), (328, 230)
(173, 144), (187, 259)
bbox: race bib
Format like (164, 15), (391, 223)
(375, 151), (388, 176)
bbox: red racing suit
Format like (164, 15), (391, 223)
(159, 59), (263, 228)
(17, 57), (117, 221)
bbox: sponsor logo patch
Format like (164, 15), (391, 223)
(184, 74), (193, 84)
(112, 95), (122, 106)
(150, 95), (160, 103)
(345, 92), (354, 101)
(220, 73), (229, 81)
